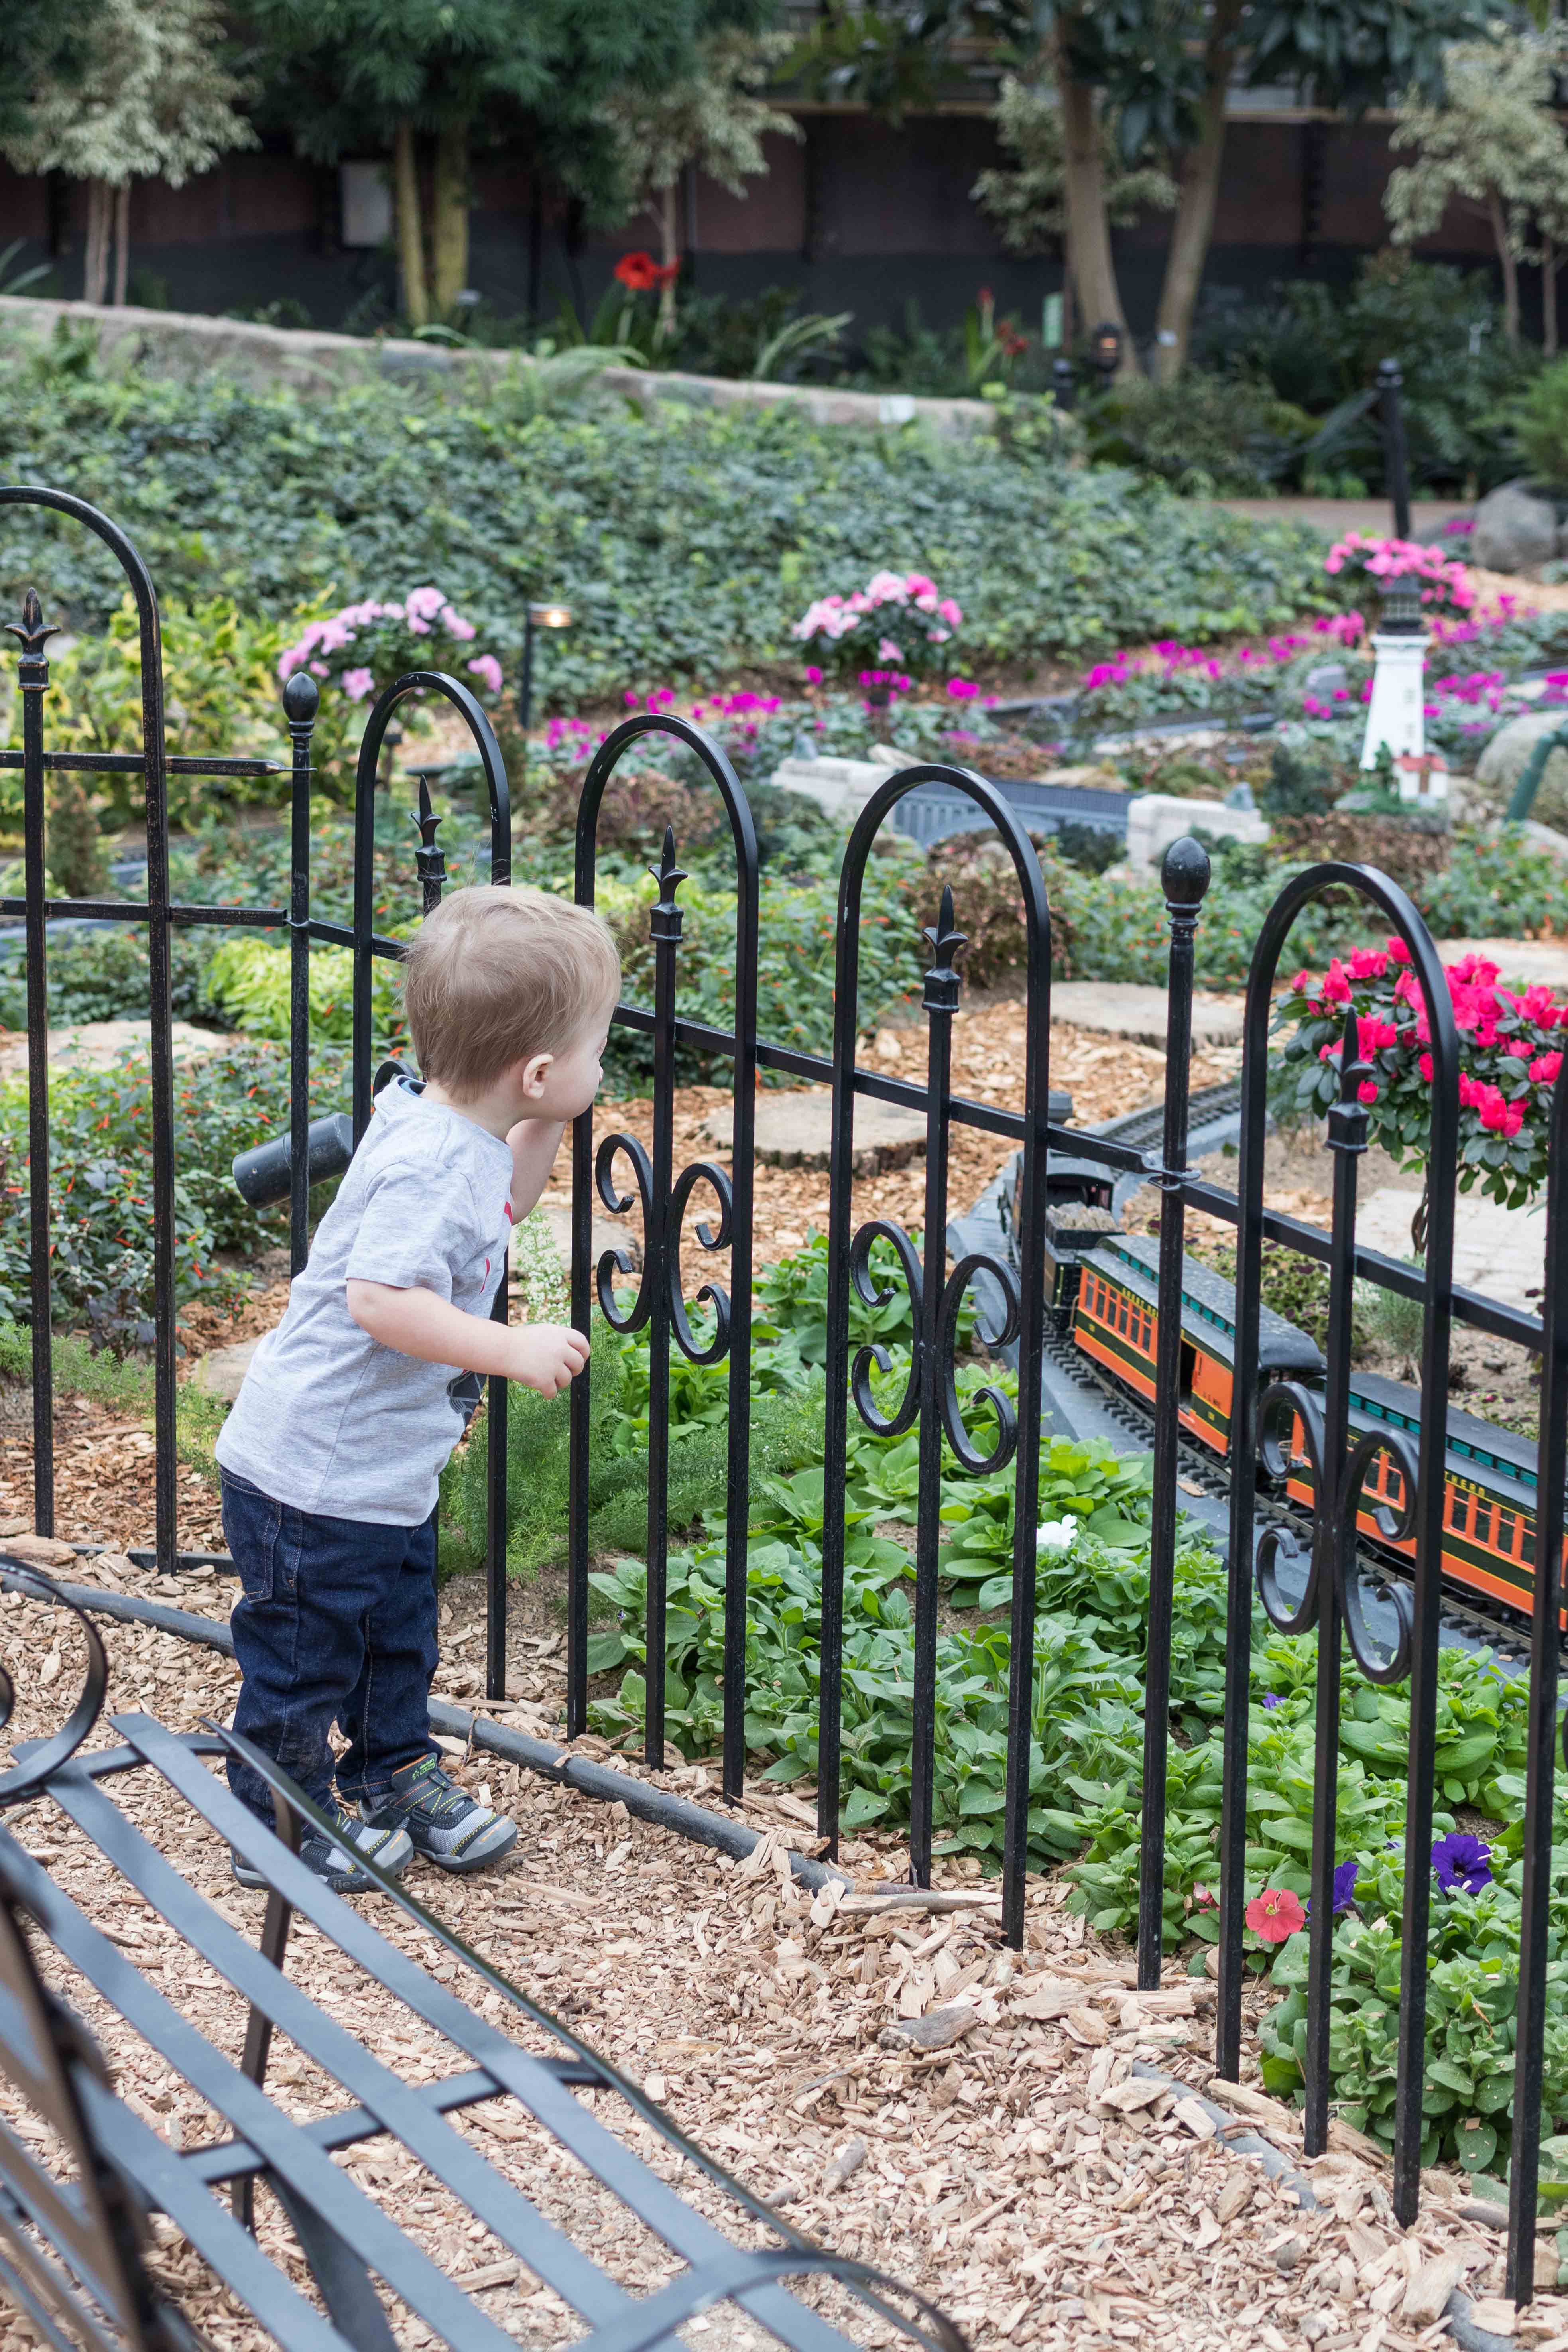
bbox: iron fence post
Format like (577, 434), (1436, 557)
(284, 673), (318, 1280)
(644, 828), (688, 1768)
(1507, 1061), (1568, 2298)
(13, 590), (58, 1535)
(1377, 358), (1411, 542)
(1300, 1008), (1371, 2155)
(1137, 836), (1210, 1988)
(909, 887), (964, 1887)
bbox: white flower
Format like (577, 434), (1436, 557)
(1036, 1518), (1078, 1553)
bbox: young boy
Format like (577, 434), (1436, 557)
(214, 883), (619, 1892)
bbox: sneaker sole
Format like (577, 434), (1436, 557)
(230, 1828), (414, 1893)
(413, 1817), (521, 1875)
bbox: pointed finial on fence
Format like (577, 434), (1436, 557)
(411, 773), (443, 851)
(922, 882), (968, 1014)
(6, 587), (59, 676)
(1327, 998), (1373, 1153)
(282, 670), (319, 727)
(1160, 834), (1211, 911)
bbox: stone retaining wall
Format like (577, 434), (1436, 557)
(0, 295), (996, 436)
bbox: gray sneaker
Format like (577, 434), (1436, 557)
(359, 1754), (519, 1875)
(231, 1800), (414, 1894)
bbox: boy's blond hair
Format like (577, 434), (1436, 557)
(401, 884), (620, 1095)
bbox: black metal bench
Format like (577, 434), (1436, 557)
(0, 1571), (961, 2352)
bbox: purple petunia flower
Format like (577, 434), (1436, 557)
(1432, 1832), (1492, 1895)
(1261, 1693), (1282, 1710)
(1306, 1859), (1360, 1921)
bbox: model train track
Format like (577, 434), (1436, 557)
(1041, 1314), (1536, 1672)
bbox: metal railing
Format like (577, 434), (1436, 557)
(5, 486), (1568, 2303)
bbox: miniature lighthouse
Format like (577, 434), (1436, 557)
(1360, 569), (1448, 807)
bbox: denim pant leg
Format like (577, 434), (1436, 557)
(335, 1508), (440, 1808)
(223, 1474), (416, 1825)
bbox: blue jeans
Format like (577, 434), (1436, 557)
(221, 1471), (439, 1825)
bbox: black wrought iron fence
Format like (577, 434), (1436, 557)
(7, 484), (1568, 2306)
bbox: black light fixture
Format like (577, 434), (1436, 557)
(516, 599), (574, 801)
(1090, 321), (1124, 389)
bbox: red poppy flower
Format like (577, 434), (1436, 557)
(614, 250), (660, 291)
(1245, 1887), (1305, 1943)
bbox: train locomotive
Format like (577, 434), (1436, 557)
(1002, 1158), (1547, 1632)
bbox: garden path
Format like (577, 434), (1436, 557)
(0, 1572), (1552, 2352)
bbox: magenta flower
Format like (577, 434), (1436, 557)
(340, 666), (375, 701)
(466, 653), (503, 696)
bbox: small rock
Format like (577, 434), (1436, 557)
(189, 1334), (266, 1402)
(1, 1533), (78, 1570)
(1471, 479), (1559, 573)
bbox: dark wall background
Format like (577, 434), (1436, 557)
(0, 113), (1521, 350)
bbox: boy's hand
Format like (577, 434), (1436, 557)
(500, 1321), (590, 1399)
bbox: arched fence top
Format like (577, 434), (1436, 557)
(352, 666), (511, 880)
(573, 711), (759, 919)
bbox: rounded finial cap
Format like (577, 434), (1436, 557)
(1161, 834), (1212, 906)
(283, 670), (319, 722)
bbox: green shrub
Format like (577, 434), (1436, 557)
(0, 337), (1334, 701)
(1499, 357), (1568, 490)
(1082, 374), (1318, 497)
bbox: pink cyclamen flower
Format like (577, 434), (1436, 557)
(805, 665), (823, 685)
(466, 654), (503, 696)
(341, 666), (376, 701)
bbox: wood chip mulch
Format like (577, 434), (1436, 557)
(0, 1582), (1559, 2352)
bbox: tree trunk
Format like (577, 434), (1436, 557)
(430, 121), (469, 318)
(1055, 21), (1138, 376)
(83, 179), (110, 307)
(393, 120), (430, 327)
(1153, 0), (1243, 381)
(112, 182), (130, 308)
(1546, 235), (1558, 358)
(658, 180), (679, 342)
(1490, 188), (1519, 341)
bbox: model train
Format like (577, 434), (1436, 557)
(1003, 1155), (1547, 1630)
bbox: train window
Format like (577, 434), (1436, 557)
(1118, 1298), (1129, 1335)
(1497, 1510), (1516, 1555)
(1524, 1524), (1536, 1565)
(1386, 1466), (1402, 1503)
(1448, 1488), (1468, 1532)
(1474, 1501), (1492, 1545)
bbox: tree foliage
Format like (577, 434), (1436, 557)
(2, 0), (254, 188)
(972, 69), (1176, 256)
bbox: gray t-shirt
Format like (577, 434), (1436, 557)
(215, 1077), (513, 1525)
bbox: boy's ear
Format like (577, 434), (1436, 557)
(517, 1049), (555, 1099)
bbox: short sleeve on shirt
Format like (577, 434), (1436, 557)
(344, 1160), (484, 1299)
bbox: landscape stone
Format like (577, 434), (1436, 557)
(189, 1334), (266, 1403)
(1472, 708), (1568, 828)
(1470, 479), (1559, 573)
(1356, 1183), (1544, 1313)
(0, 1018), (238, 1077)
(1124, 792), (1269, 874)
(1048, 981), (1243, 1049)
(537, 1203), (642, 1272)
(702, 1091), (928, 1173)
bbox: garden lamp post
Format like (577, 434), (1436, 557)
(1090, 322), (1123, 390)
(516, 599), (573, 804)
(1051, 354), (1076, 414)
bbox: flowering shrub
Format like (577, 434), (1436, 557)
(1324, 531), (1476, 616)
(277, 589), (502, 708)
(1273, 941), (1568, 1209)
(791, 569), (963, 682)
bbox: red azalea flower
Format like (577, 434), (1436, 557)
(1358, 1080), (1379, 1106)
(614, 250), (659, 292)
(1245, 1888), (1305, 1943)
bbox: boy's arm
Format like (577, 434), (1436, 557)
(346, 1281), (588, 1399)
(506, 1116), (567, 1220)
